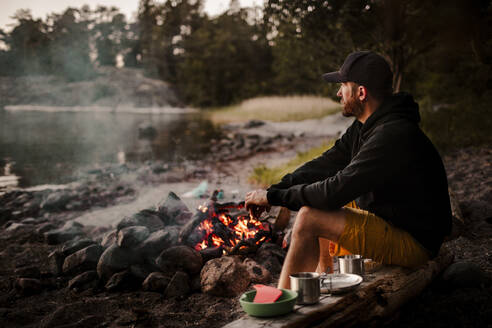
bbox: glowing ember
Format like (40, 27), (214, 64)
(192, 201), (271, 253)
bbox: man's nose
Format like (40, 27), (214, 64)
(337, 88), (342, 97)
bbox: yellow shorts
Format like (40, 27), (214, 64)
(324, 201), (431, 268)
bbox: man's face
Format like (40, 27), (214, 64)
(337, 82), (364, 118)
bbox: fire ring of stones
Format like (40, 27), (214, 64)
(39, 192), (286, 299)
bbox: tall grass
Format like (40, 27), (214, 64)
(249, 141), (334, 187)
(207, 95), (340, 124)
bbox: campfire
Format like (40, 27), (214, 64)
(180, 199), (272, 256)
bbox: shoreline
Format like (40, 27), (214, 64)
(3, 105), (198, 114)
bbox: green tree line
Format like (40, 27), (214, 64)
(0, 0), (490, 148)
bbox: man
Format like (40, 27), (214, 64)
(245, 51), (452, 289)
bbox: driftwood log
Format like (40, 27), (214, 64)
(224, 249), (453, 328)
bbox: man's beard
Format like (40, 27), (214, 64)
(342, 96), (364, 118)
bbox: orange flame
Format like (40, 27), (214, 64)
(193, 203), (270, 253)
(211, 234), (224, 247)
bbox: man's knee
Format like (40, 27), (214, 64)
(293, 206), (345, 241)
(293, 206), (315, 237)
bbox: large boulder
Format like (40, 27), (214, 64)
(62, 244), (103, 276)
(200, 256), (250, 297)
(116, 210), (164, 233)
(117, 226), (150, 248)
(97, 244), (142, 280)
(155, 246), (202, 275)
(44, 221), (84, 245)
(137, 227), (180, 262)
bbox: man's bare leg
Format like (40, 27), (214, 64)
(277, 206), (347, 289)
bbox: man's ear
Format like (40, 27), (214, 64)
(358, 85), (368, 102)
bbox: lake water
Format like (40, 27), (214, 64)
(0, 109), (221, 188)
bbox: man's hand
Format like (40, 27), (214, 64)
(245, 189), (271, 219)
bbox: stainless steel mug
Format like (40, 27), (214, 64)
(338, 255), (365, 275)
(289, 272), (320, 304)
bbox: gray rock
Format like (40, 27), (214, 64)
(14, 266), (41, 279)
(138, 124), (157, 139)
(97, 244), (142, 281)
(117, 226), (150, 248)
(137, 227), (180, 262)
(151, 163), (168, 174)
(157, 192), (192, 225)
(61, 238), (96, 257)
(200, 256), (250, 297)
(6, 223), (28, 232)
(255, 242), (286, 275)
(164, 271), (190, 298)
(243, 258), (271, 284)
(105, 270), (137, 291)
(442, 262), (490, 288)
(15, 278), (42, 295)
(117, 210), (164, 233)
(129, 264), (156, 282)
(20, 217), (37, 225)
(190, 274), (202, 292)
(100, 230), (117, 249)
(41, 191), (72, 211)
(142, 272), (171, 292)
(36, 222), (58, 234)
(48, 250), (65, 276)
(62, 244), (103, 276)
(44, 221), (84, 245)
(199, 247), (223, 263)
(243, 120), (265, 128)
(68, 270), (98, 291)
(155, 246), (202, 275)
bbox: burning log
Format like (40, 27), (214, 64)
(180, 197), (272, 255)
(229, 240), (258, 255)
(200, 247), (223, 262)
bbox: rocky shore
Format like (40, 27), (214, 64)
(0, 120), (490, 327)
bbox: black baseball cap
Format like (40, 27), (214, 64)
(322, 51), (393, 93)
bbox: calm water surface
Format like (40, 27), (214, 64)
(0, 109), (221, 187)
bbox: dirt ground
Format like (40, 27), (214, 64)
(0, 142), (490, 328)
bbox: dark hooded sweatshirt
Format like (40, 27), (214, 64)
(267, 93), (452, 256)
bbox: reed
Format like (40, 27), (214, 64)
(207, 95), (340, 123)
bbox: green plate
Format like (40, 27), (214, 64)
(239, 289), (298, 317)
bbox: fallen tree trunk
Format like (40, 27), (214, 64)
(225, 249), (453, 328)
(306, 249), (453, 328)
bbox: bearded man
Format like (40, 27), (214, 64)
(245, 51), (452, 289)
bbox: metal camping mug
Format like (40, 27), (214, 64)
(338, 255), (365, 275)
(289, 272), (320, 304)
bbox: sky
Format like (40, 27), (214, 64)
(0, 0), (261, 32)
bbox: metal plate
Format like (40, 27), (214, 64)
(320, 273), (363, 294)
